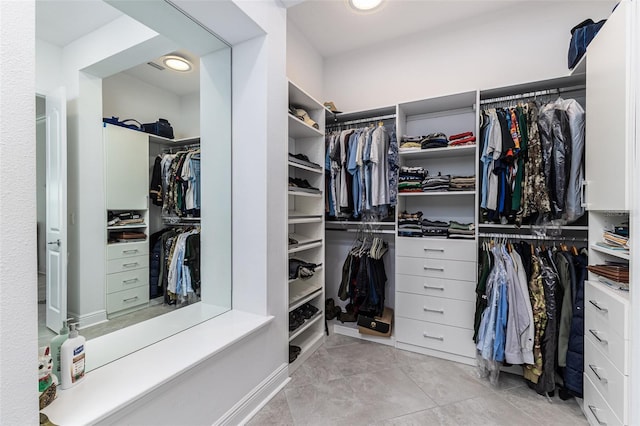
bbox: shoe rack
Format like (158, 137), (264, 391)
(287, 80), (326, 371)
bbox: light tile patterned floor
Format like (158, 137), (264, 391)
(248, 333), (587, 426)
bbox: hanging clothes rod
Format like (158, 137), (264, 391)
(326, 228), (396, 235)
(163, 142), (200, 153)
(479, 85), (586, 106)
(326, 114), (396, 128)
(478, 232), (588, 242)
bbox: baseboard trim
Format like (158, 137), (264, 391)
(216, 362), (290, 426)
(69, 309), (108, 329)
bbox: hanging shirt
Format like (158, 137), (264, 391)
(370, 126), (390, 207)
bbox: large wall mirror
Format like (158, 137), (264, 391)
(36, 0), (232, 370)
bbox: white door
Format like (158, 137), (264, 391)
(45, 87), (67, 332)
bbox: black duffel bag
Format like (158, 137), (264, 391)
(143, 118), (174, 139)
(567, 18), (606, 69)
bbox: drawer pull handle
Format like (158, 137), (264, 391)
(424, 266), (445, 271)
(423, 333), (444, 341)
(122, 249), (139, 254)
(589, 329), (608, 345)
(589, 364), (608, 384)
(423, 248), (445, 252)
(589, 300), (608, 313)
(423, 307), (445, 314)
(424, 285), (445, 291)
(588, 405), (607, 425)
(123, 262), (139, 268)
(123, 296), (139, 303)
(122, 278), (139, 284)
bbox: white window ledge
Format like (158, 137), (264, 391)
(40, 310), (273, 425)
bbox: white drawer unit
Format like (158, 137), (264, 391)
(106, 268), (149, 294)
(585, 305), (630, 375)
(585, 280), (630, 339)
(396, 274), (475, 301)
(106, 255), (147, 274)
(106, 285), (149, 314)
(395, 317), (476, 359)
(396, 292), (474, 329)
(396, 256), (476, 282)
(396, 238), (476, 261)
(583, 280), (630, 426)
(584, 373), (623, 426)
(107, 242), (149, 260)
(585, 338), (628, 424)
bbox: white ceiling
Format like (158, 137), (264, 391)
(36, 0), (123, 47)
(287, 0), (526, 58)
(35, 0), (200, 97)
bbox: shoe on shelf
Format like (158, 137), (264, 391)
(289, 345), (302, 363)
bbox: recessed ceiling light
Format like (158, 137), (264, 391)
(163, 55), (192, 72)
(349, 0), (383, 11)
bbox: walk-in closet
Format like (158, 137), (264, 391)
(280, 1), (634, 425)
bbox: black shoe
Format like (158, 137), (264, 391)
(289, 345), (302, 363)
(326, 299), (337, 320)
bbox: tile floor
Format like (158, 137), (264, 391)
(248, 333), (587, 426)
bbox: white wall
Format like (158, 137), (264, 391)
(180, 92), (200, 139)
(102, 72), (190, 137)
(36, 38), (63, 95)
(287, 20), (324, 102)
(0, 1), (38, 425)
(323, 1), (617, 112)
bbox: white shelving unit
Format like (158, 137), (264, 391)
(287, 80), (326, 371)
(394, 91), (479, 365)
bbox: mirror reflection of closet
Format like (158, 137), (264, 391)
(36, 0), (232, 370)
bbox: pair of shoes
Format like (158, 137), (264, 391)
(289, 152), (310, 162)
(337, 303), (357, 323)
(289, 177), (319, 191)
(289, 311), (305, 332)
(289, 345), (302, 363)
(289, 236), (298, 246)
(325, 299), (342, 320)
(297, 302), (319, 319)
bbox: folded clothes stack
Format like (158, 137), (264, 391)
(448, 221), (475, 239)
(400, 135), (424, 151)
(422, 218), (449, 238)
(399, 166), (426, 193)
(422, 172), (451, 192)
(398, 211), (423, 237)
(421, 132), (448, 149)
(448, 131), (476, 146)
(449, 175), (476, 191)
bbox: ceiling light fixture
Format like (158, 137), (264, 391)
(162, 55), (192, 72)
(349, 0), (383, 11)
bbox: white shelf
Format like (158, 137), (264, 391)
(590, 243), (630, 261)
(288, 160), (323, 174)
(398, 191), (475, 197)
(396, 235), (475, 241)
(325, 221), (395, 227)
(288, 213), (323, 224)
(107, 223), (147, 230)
(288, 265), (323, 285)
(149, 134), (200, 146)
(399, 91), (477, 116)
(288, 114), (324, 139)
(288, 80), (325, 113)
(289, 331), (325, 373)
(329, 319), (395, 347)
(288, 189), (322, 198)
(289, 284), (323, 311)
(289, 311), (323, 341)
(288, 241), (323, 254)
(399, 145), (476, 160)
